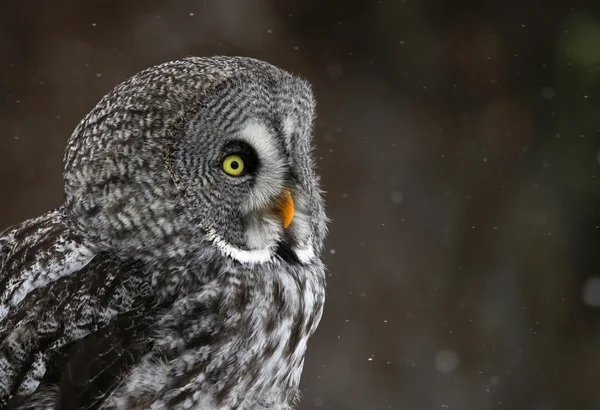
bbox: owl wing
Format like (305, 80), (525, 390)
(4, 304), (154, 410)
(52, 302), (153, 410)
(0, 217), (158, 409)
(0, 209), (95, 324)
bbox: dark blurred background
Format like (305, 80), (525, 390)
(2, 1), (600, 409)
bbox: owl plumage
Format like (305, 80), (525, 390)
(0, 56), (327, 410)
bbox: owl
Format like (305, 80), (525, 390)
(0, 56), (327, 410)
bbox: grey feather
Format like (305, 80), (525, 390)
(0, 56), (327, 410)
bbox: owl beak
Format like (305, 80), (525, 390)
(277, 190), (295, 229)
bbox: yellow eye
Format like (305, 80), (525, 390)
(222, 154), (246, 176)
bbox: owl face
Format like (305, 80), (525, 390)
(63, 57), (326, 265)
(171, 73), (319, 263)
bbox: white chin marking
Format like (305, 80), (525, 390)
(205, 228), (273, 264)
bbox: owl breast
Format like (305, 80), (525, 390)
(247, 262), (326, 406)
(107, 257), (326, 410)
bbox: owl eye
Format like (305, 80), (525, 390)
(221, 154), (246, 176)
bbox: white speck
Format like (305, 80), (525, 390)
(189, 12), (194, 16)
(390, 190), (403, 204)
(329, 249), (336, 255)
(267, 29), (273, 34)
(434, 350), (460, 374)
(96, 73), (102, 78)
(341, 192), (348, 198)
(582, 277), (600, 307)
(584, 95), (589, 99)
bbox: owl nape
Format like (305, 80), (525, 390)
(0, 56), (327, 410)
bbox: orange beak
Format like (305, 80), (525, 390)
(277, 190), (295, 228)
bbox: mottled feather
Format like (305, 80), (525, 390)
(0, 55), (327, 410)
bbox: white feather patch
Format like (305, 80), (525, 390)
(205, 228), (273, 265)
(293, 245), (315, 264)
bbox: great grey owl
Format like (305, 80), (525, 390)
(0, 56), (327, 410)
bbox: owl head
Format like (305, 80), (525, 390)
(62, 56), (326, 265)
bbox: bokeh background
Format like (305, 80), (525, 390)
(2, 1), (600, 409)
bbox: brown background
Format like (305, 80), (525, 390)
(2, 1), (600, 409)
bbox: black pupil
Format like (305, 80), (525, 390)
(230, 161), (239, 170)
